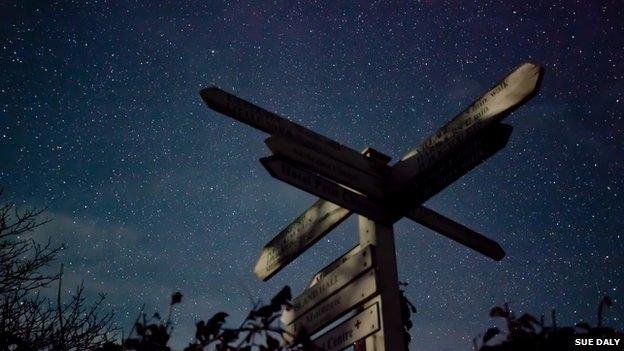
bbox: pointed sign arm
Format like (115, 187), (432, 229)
(200, 87), (389, 179)
(260, 156), (395, 223)
(392, 62), (544, 186)
(253, 199), (351, 281)
(407, 205), (505, 261)
(265, 136), (386, 199)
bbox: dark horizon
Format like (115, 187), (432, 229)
(1, 1), (622, 349)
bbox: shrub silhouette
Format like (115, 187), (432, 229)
(112, 282), (420, 351)
(6, 188), (621, 351)
(114, 286), (316, 351)
(475, 296), (622, 351)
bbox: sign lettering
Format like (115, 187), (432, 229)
(393, 62), (543, 185)
(254, 199), (351, 280)
(292, 245), (374, 317)
(313, 302), (380, 351)
(261, 156), (395, 223)
(266, 136), (386, 198)
(200, 87), (389, 178)
(282, 269), (377, 336)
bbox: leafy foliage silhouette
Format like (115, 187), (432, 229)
(7, 188), (620, 351)
(399, 281), (417, 348)
(475, 296), (622, 351)
(113, 286), (318, 351)
(112, 281), (421, 351)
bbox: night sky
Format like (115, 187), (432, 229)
(1, 1), (623, 350)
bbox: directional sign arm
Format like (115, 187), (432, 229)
(200, 87), (390, 178)
(407, 206), (505, 261)
(313, 301), (380, 351)
(253, 199), (351, 281)
(265, 136), (386, 199)
(393, 62), (543, 185)
(260, 156), (395, 223)
(400, 123), (513, 206)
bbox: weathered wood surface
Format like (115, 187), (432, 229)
(313, 301), (380, 351)
(200, 87), (390, 178)
(392, 62), (543, 186)
(282, 269), (378, 337)
(260, 156), (394, 223)
(253, 199), (351, 281)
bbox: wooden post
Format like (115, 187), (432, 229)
(358, 216), (406, 350)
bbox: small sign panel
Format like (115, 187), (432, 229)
(292, 245), (374, 318)
(308, 245), (360, 288)
(313, 302), (381, 351)
(282, 269), (377, 337)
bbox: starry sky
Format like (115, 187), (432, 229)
(1, 1), (623, 350)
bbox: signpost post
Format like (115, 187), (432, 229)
(200, 62), (544, 350)
(357, 216), (406, 350)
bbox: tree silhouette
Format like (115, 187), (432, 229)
(0, 188), (116, 349)
(8, 187), (619, 351)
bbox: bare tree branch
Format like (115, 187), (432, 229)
(0, 188), (117, 349)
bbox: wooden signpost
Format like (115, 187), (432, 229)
(200, 62), (544, 350)
(283, 268), (378, 338)
(253, 199), (352, 281)
(265, 136), (386, 199)
(260, 156), (395, 223)
(313, 301), (380, 351)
